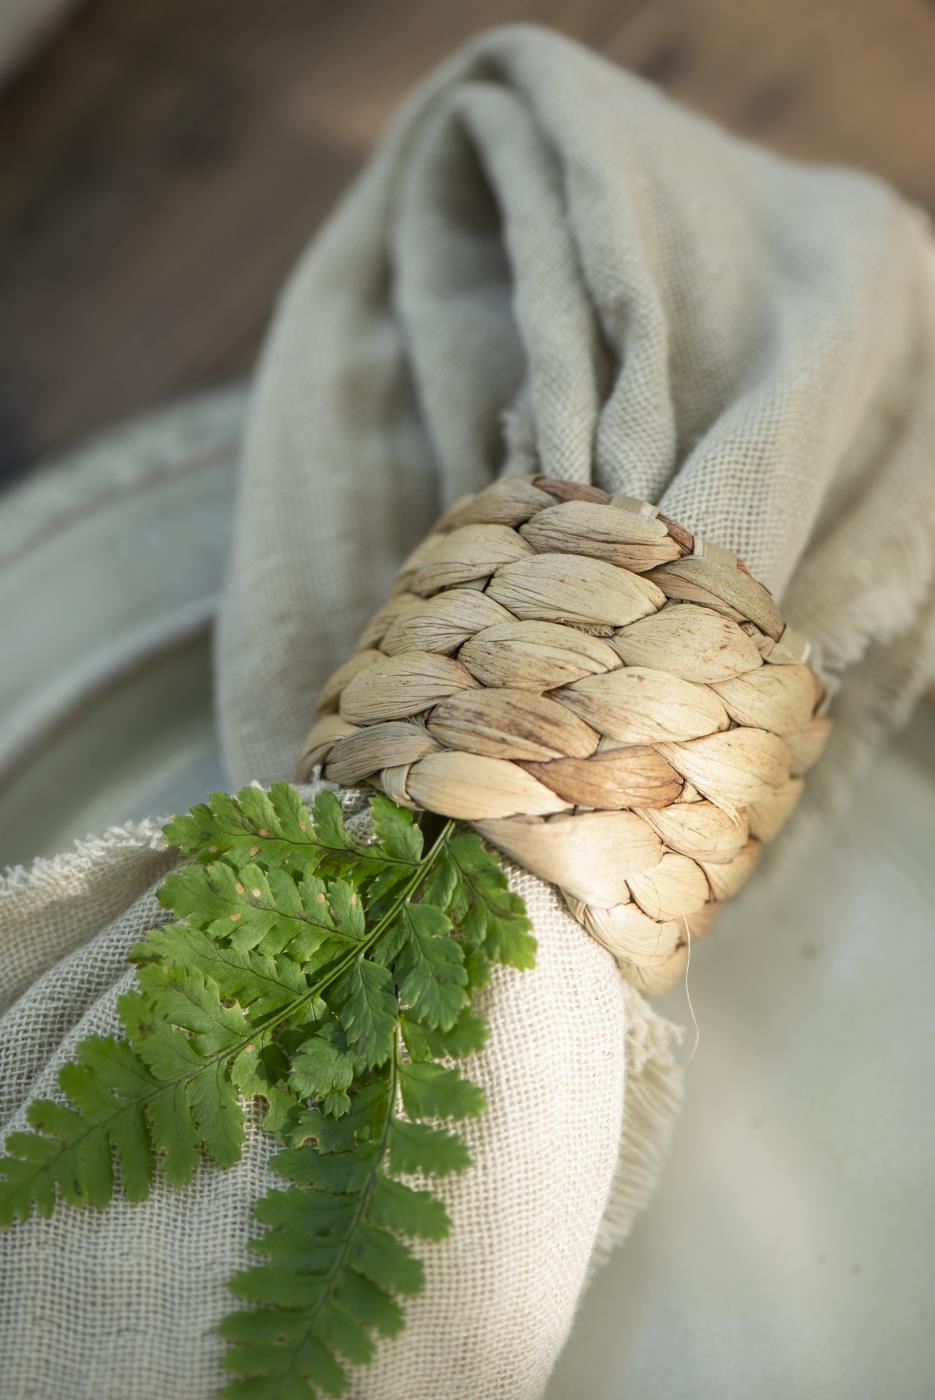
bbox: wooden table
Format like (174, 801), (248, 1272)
(1, 0), (933, 480)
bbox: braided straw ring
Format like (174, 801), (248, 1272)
(298, 476), (831, 995)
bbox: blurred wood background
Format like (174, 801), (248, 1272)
(1, 0), (934, 481)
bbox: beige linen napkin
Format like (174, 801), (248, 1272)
(2, 23), (935, 1400)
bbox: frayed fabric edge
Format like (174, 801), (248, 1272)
(0, 818), (170, 898)
(590, 984), (684, 1273)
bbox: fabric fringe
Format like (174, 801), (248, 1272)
(0, 818), (169, 897)
(591, 985), (684, 1270)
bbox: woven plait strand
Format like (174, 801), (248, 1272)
(298, 477), (831, 995)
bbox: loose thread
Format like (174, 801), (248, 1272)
(681, 915), (701, 1065)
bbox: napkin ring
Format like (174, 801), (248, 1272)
(299, 476), (830, 995)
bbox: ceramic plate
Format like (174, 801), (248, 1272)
(5, 409), (934, 1399)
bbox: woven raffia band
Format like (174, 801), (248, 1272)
(297, 476), (831, 995)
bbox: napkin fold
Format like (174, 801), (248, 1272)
(220, 23), (935, 798)
(216, 26), (935, 1393)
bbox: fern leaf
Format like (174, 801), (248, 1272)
(329, 961), (396, 1069)
(449, 831), (537, 970)
(133, 965), (249, 1055)
(230, 1045), (298, 1135)
(133, 923), (313, 1020)
(390, 903), (467, 1031)
(369, 794), (423, 864)
(400, 1007), (489, 1062)
(368, 1173), (450, 1241)
(0, 975), (259, 1224)
(0, 1038), (160, 1222)
(308, 789), (353, 853)
(220, 1046), (465, 1400)
(387, 1118), (472, 1177)
(288, 1025), (358, 1119)
(187, 1060), (245, 1169)
(146, 1080), (200, 1188)
(355, 1223), (424, 1295)
(397, 1060), (486, 1121)
(164, 783), (321, 873)
(157, 862), (356, 964)
(333, 1272), (404, 1337)
(286, 1081), (388, 1155)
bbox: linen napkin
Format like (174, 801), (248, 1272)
(2, 23), (935, 1400)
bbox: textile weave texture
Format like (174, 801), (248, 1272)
(0, 791), (679, 1399)
(2, 22), (935, 1400)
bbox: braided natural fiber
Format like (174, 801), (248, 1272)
(298, 477), (830, 994)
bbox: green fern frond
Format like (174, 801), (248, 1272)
(163, 783), (323, 873)
(220, 1035), (480, 1399)
(0, 782), (536, 1397)
(0, 1024), (245, 1223)
(132, 923), (314, 1020)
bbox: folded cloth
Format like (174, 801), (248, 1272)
(2, 22), (935, 1400)
(220, 24), (935, 796)
(0, 788), (679, 1400)
(216, 22), (935, 1396)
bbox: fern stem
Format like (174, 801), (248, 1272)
(271, 1038), (400, 1392)
(2, 822), (456, 1215)
(241, 819), (457, 1046)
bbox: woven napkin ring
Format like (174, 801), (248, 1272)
(298, 475), (831, 995)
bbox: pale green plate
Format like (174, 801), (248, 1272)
(4, 398), (933, 1399)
